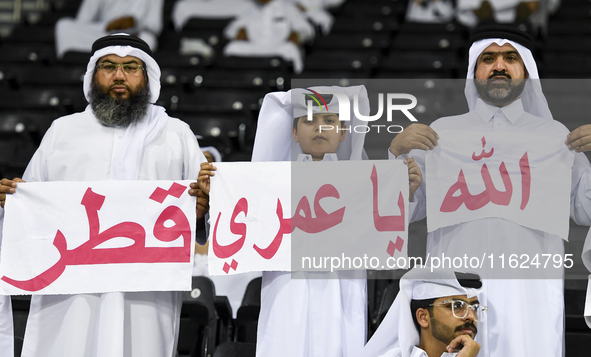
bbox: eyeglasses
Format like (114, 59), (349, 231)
(96, 62), (145, 76)
(429, 299), (488, 322)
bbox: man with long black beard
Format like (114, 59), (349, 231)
(88, 78), (151, 128)
(0, 34), (208, 357)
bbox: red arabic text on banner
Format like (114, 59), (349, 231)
(208, 161), (409, 275)
(0, 180), (196, 295)
(426, 130), (574, 239)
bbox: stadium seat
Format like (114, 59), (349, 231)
(303, 49), (379, 77)
(0, 43), (56, 65)
(181, 68), (285, 92)
(234, 277), (261, 343)
(0, 113), (40, 179)
(338, 0), (407, 19)
(391, 32), (466, 52)
(179, 276), (220, 357)
(313, 32), (390, 52)
(212, 341), (256, 357)
(11, 295), (31, 357)
(331, 16), (399, 34)
(378, 51), (460, 78)
(7, 64), (85, 89)
(173, 108), (256, 152)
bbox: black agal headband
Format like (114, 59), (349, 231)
(469, 24), (533, 51)
(91, 34), (152, 56)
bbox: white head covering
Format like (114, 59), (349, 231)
(83, 33), (168, 180)
(361, 267), (484, 357)
(83, 33), (161, 104)
(251, 85), (370, 162)
(465, 38), (553, 121)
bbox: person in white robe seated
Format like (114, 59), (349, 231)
(361, 267), (486, 357)
(54, 0), (164, 59)
(0, 33), (208, 357)
(455, 0), (544, 27)
(286, 0), (336, 35)
(405, 0), (455, 24)
(222, 0), (315, 74)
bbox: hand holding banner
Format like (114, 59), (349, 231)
(0, 180), (196, 295)
(208, 160), (409, 275)
(426, 130), (574, 239)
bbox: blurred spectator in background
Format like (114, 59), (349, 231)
(406, 0), (455, 24)
(223, 0), (315, 74)
(287, 0), (336, 35)
(54, 0), (164, 59)
(406, 0), (556, 27)
(456, 0), (558, 27)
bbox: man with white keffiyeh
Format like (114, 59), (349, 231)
(362, 267), (486, 357)
(0, 34), (208, 357)
(388, 24), (591, 357)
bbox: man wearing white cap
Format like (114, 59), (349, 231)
(0, 34), (208, 357)
(362, 267), (486, 357)
(388, 24), (591, 356)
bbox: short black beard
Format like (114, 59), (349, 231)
(474, 70), (526, 107)
(89, 82), (151, 128)
(430, 317), (456, 346)
(430, 318), (477, 346)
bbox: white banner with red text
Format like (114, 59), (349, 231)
(208, 160), (409, 275)
(426, 130), (574, 239)
(0, 180), (196, 295)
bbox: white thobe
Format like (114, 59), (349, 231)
(405, 0), (455, 24)
(223, 0), (315, 74)
(55, 0), (164, 58)
(0, 295), (12, 357)
(584, 235), (591, 328)
(395, 98), (591, 357)
(456, 0), (539, 23)
(285, 0), (334, 35)
(16, 105), (204, 357)
(255, 154), (367, 357)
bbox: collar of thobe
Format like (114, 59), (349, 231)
(411, 346), (458, 357)
(92, 104), (169, 180)
(475, 97), (524, 125)
(297, 153), (338, 162)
